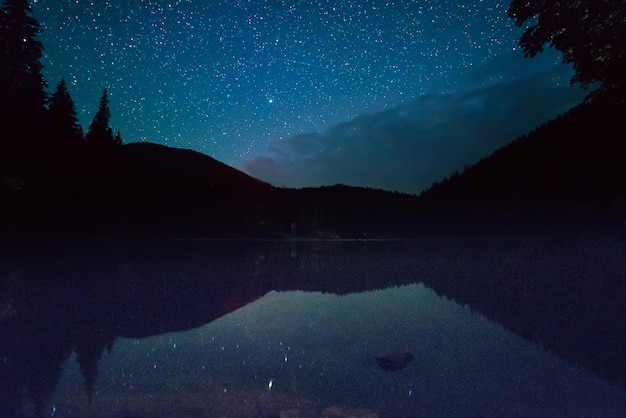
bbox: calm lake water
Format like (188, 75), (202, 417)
(2, 237), (625, 417)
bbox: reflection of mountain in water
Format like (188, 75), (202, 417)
(53, 285), (626, 416)
(1, 236), (625, 416)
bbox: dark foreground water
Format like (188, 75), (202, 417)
(1, 237), (625, 417)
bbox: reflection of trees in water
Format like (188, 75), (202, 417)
(75, 329), (115, 404)
(0, 324), (73, 417)
(296, 247), (337, 274)
(0, 302), (118, 416)
(0, 239), (376, 415)
(1, 237), (625, 415)
(300, 242), (346, 271)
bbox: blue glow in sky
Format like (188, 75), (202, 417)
(34, 0), (584, 192)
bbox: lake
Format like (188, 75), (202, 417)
(1, 237), (625, 417)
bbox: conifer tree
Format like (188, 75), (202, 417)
(85, 89), (115, 149)
(0, 0), (48, 153)
(47, 78), (84, 148)
(114, 130), (123, 146)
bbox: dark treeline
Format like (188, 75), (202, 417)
(0, 1), (422, 239)
(0, 0), (126, 234)
(0, 2), (304, 237)
(417, 99), (626, 235)
(0, 0), (122, 161)
(1, 0), (625, 240)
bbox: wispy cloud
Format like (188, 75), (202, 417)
(242, 52), (586, 193)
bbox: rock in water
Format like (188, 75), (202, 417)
(375, 352), (414, 371)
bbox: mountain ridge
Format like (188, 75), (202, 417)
(417, 99), (626, 234)
(2, 100), (624, 239)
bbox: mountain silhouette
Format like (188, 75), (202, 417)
(1, 141), (277, 237)
(417, 99), (626, 235)
(113, 142), (276, 235)
(2, 140), (423, 238)
(121, 142), (270, 192)
(2, 99), (625, 239)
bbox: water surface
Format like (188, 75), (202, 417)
(2, 238), (625, 417)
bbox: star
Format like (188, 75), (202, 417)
(31, 0), (582, 192)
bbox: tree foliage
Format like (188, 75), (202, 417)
(1, 0), (123, 167)
(508, 0), (626, 101)
(114, 130), (123, 146)
(0, 0), (47, 151)
(86, 89), (116, 149)
(47, 78), (84, 147)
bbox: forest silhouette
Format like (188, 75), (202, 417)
(1, 0), (625, 239)
(0, 1), (121, 158)
(1, 1), (626, 414)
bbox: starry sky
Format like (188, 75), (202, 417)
(33, 0), (585, 193)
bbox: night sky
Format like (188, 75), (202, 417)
(34, 0), (585, 193)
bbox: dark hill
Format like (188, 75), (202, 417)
(114, 145), (422, 238)
(110, 142), (277, 235)
(1, 139), (425, 238)
(85, 142), (281, 236)
(273, 184), (421, 238)
(417, 100), (626, 235)
(4, 100), (624, 239)
(120, 142), (271, 192)
(0, 142), (278, 237)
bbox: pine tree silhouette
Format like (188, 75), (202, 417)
(85, 89), (115, 150)
(0, 0), (48, 155)
(74, 331), (114, 406)
(114, 130), (123, 146)
(47, 78), (84, 149)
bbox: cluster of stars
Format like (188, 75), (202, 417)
(34, 0), (520, 165)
